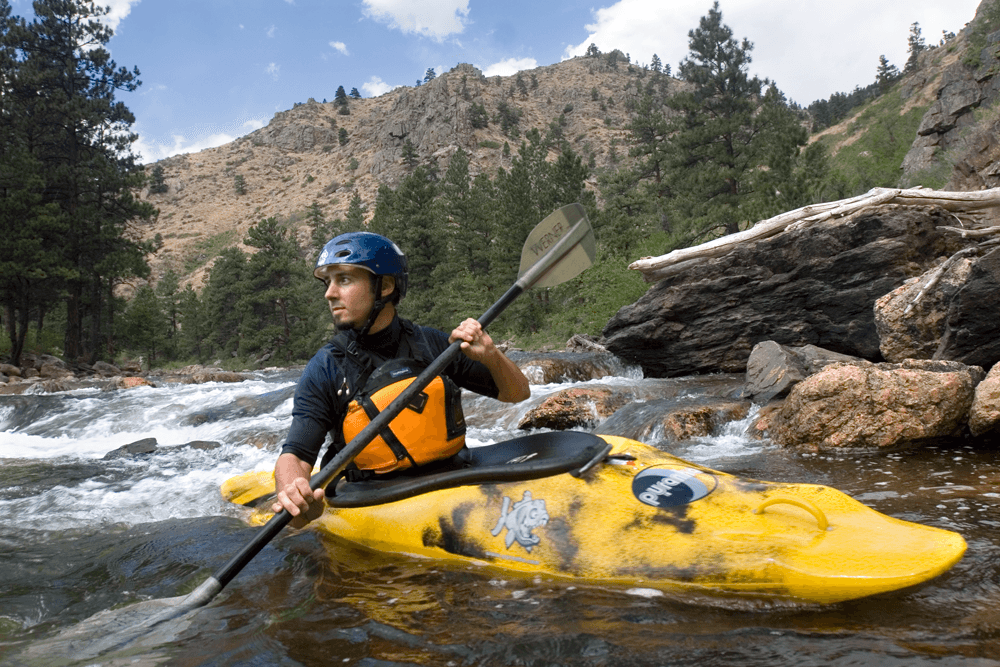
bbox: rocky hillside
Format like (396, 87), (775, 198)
(137, 0), (1000, 293)
(138, 56), (674, 288)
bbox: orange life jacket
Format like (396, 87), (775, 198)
(338, 346), (466, 475)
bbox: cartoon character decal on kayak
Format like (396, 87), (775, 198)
(491, 490), (549, 552)
(632, 466), (717, 508)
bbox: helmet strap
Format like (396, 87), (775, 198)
(356, 275), (388, 338)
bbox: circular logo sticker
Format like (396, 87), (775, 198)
(632, 467), (717, 508)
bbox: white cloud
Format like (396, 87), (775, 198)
(101, 0), (141, 32)
(361, 0), (469, 41)
(133, 118), (269, 163)
(563, 0), (980, 106)
(482, 57), (538, 78)
(266, 62), (280, 80)
(330, 41), (349, 55)
(133, 133), (233, 164)
(267, 25), (277, 38)
(362, 75), (400, 97)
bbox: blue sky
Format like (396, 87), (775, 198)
(10, 0), (982, 163)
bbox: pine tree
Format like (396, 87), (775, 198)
(155, 269), (181, 359)
(239, 217), (311, 362)
(334, 85), (348, 106)
(176, 284), (209, 362)
(401, 138), (418, 170)
(660, 1), (806, 240)
(368, 167), (442, 326)
(876, 55), (899, 93)
(650, 53), (662, 73)
(905, 22), (926, 73)
(148, 164), (168, 194)
(119, 285), (166, 369)
(202, 246), (248, 357)
(3, 0), (155, 362)
(424, 67), (436, 83)
(349, 87), (361, 99)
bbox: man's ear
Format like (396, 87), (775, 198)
(380, 276), (396, 299)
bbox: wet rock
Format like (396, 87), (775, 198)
(185, 370), (249, 384)
(103, 438), (222, 460)
(103, 438), (159, 460)
(517, 353), (631, 384)
(743, 341), (861, 402)
(117, 376), (155, 389)
(92, 361), (121, 377)
(119, 359), (142, 374)
(768, 360), (983, 450)
(748, 403), (783, 440)
(970, 362), (1000, 437)
(0, 363), (20, 377)
(603, 207), (966, 378)
(518, 387), (630, 431)
(566, 334), (607, 353)
(186, 385), (296, 424)
(657, 400), (750, 440)
(595, 396), (750, 443)
(874, 256), (975, 362)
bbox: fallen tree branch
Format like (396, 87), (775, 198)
(629, 186), (1000, 282)
(938, 225), (1000, 239)
(902, 247), (980, 316)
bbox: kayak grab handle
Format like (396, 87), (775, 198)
(755, 497), (830, 531)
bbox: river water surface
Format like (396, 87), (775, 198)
(1, 353), (999, 666)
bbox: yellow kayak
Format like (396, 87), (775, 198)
(222, 432), (966, 604)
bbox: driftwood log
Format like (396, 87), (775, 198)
(629, 186), (1000, 283)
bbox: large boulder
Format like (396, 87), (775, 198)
(969, 362), (1000, 437)
(743, 341), (861, 402)
(934, 246), (1000, 369)
(874, 255), (975, 362)
(875, 247), (1000, 369)
(603, 207), (966, 378)
(768, 359), (983, 450)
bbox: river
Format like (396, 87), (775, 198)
(1, 352), (999, 666)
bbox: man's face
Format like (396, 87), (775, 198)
(315, 264), (376, 330)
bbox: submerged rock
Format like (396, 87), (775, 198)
(102, 438), (221, 460)
(518, 387), (631, 431)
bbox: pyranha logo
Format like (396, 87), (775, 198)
(491, 490), (549, 552)
(632, 467), (717, 508)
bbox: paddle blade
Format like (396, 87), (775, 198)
(517, 203), (595, 289)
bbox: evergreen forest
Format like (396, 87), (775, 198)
(0, 0), (950, 370)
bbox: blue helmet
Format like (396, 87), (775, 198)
(315, 232), (408, 301)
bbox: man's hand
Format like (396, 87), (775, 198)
(450, 318), (495, 363)
(273, 453), (326, 528)
(450, 318), (530, 404)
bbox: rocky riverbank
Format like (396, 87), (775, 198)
(0, 353), (258, 395)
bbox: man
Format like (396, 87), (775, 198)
(273, 231), (531, 527)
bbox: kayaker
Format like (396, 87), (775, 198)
(273, 231), (531, 527)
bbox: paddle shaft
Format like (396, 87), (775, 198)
(179, 211), (592, 611)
